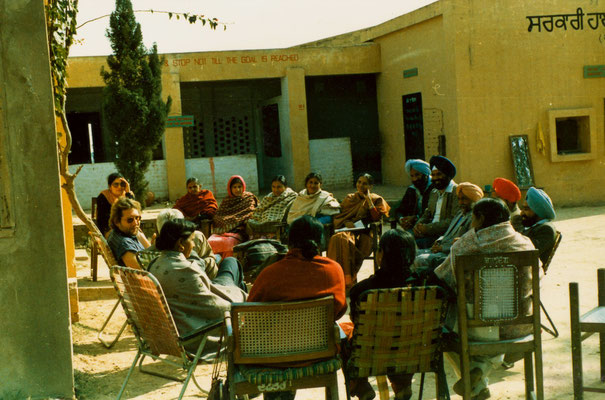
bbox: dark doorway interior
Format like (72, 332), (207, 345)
(402, 92), (425, 161)
(66, 111), (103, 164)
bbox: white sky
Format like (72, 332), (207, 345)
(71, 0), (437, 57)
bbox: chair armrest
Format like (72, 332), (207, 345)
(179, 318), (223, 342)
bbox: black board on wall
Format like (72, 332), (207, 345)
(509, 135), (535, 189)
(402, 92), (425, 160)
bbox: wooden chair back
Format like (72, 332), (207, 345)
(347, 286), (447, 378)
(229, 296), (336, 365)
(541, 231), (562, 274)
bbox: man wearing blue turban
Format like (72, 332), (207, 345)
(391, 159), (433, 230)
(521, 187), (557, 264)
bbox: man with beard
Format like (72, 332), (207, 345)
(414, 182), (483, 272)
(413, 155), (460, 248)
(392, 159), (433, 230)
(492, 177), (523, 232)
(520, 187), (557, 264)
(107, 197), (151, 268)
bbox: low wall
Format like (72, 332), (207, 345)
(185, 154), (259, 199)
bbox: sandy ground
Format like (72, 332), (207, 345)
(72, 205), (605, 399)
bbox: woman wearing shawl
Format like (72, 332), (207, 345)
(327, 173), (390, 290)
(246, 175), (297, 237)
(95, 172), (134, 237)
(286, 172), (340, 224)
(173, 177), (218, 224)
(207, 175), (258, 258)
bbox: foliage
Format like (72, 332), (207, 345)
(101, 0), (172, 203)
(77, 9), (225, 31)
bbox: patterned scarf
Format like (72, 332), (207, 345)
(251, 187), (297, 223)
(212, 176), (258, 234)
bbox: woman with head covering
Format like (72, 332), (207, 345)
(95, 172), (134, 237)
(207, 175), (258, 258)
(327, 173), (390, 290)
(246, 175), (297, 237)
(173, 177), (218, 225)
(286, 172), (340, 224)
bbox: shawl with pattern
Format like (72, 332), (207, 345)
(332, 192), (390, 229)
(173, 189), (218, 219)
(250, 187), (297, 223)
(287, 189), (340, 224)
(212, 176), (258, 234)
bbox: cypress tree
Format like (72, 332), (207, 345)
(101, 0), (171, 203)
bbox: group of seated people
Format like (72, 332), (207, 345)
(97, 155), (558, 400)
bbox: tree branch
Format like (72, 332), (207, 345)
(76, 9), (226, 30)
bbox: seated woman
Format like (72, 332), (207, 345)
(173, 177), (218, 225)
(248, 215), (346, 400)
(208, 175), (258, 258)
(286, 172), (340, 225)
(327, 173), (390, 290)
(96, 172), (134, 237)
(150, 219), (247, 352)
(345, 229), (419, 400)
(246, 175), (297, 238)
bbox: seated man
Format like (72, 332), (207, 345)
(434, 198), (535, 400)
(492, 177), (523, 232)
(521, 187), (557, 264)
(107, 198), (151, 268)
(413, 155), (460, 248)
(415, 182), (483, 273)
(392, 159), (433, 230)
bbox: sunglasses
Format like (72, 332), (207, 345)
(125, 216), (141, 224)
(112, 181), (127, 188)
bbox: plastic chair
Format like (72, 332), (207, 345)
(345, 287), (450, 400)
(111, 266), (222, 400)
(570, 268), (605, 399)
(224, 296), (341, 399)
(136, 249), (162, 271)
(451, 250), (543, 399)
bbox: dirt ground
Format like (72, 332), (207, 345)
(72, 205), (605, 399)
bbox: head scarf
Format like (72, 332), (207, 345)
(173, 188), (218, 219)
(429, 155), (456, 179)
(404, 159), (431, 177)
(456, 182), (484, 202)
(493, 178), (521, 203)
(526, 187), (556, 220)
(212, 175), (258, 234)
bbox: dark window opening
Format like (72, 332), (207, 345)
(555, 118), (581, 154)
(262, 103), (281, 157)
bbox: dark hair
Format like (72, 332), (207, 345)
(304, 172), (323, 185)
(186, 177), (200, 186)
(230, 177), (243, 188)
(107, 172), (125, 187)
(271, 175), (288, 187)
(288, 215), (324, 260)
(155, 219), (197, 251)
(472, 198), (510, 229)
(379, 229), (416, 271)
(109, 198), (141, 230)
(356, 173), (374, 186)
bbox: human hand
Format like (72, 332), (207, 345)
(345, 220), (356, 229)
(399, 216), (416, 230)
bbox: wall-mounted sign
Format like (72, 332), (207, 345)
(584, 65), (605, 78)
(403, 68), (418, 78)
(527, 8), (605, 32)
(166, 115), (194, 127)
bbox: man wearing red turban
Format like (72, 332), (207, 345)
(492, 178), (523, 232)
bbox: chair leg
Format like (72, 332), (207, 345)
(570, 282), (583, 399)
(97, 299), (128, 348)
(325, 373), (339, 400)
(117, 349), (142, 400)
(523, 352), (534, 399)
(598, 269), (605, 382)
(91, 240), (98, 282)
(376, 375), (389, 400)
(177, 334), (209, 400)
(539, 300), (559, 338)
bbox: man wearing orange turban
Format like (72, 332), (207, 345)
(492, 178), (523, 232)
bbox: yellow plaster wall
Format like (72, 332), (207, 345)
(162, 71), (187, 201)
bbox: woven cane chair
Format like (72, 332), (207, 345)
(111, 266), (222, 400)
(570, 268), (605, 399)
(452, 250), (543, 400)
(346, 287), (449, 400)
(136, 249), (162, 271)
(225, 296), (341, 399)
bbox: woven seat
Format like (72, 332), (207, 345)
(346, 286), (449, 400)
(225, 296), (340, 399)
(111, 266), (221, 400)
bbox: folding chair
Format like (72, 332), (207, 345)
(570, 268), (605, 399)
(111, 266), (222, 400)
(224, 296), (341, 399)
(136, 249), (162, 271)
(451, 250), (543, 400)
(345, 287), (450, 400)
(539, 231), (562, 338)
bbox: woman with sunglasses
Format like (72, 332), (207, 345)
(96, 172), (134, 237)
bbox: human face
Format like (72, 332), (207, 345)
(520, 201), (539, 227)
(187, 182), (201, 195)
(231, 182), (244, 197)
(356, 176), (372, 195)
(116, 208), (141, 236)
(306, 177), (321, 195)
(179, 233), (195, 258)
(271, 181), (286, 197)
(471, 212), (484, 230)
(457, 192), (473, 213)
(409, 168), (428, 189)
(110, 178), (126, 197)
(431, 169), (449, 190)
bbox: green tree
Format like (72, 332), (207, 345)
(101, 0), (172, 203)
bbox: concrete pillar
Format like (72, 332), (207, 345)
(281, 68), (311, 190)
(163, 71), (187, 201)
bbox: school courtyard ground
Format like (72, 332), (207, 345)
(71, 190), (605, 399)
